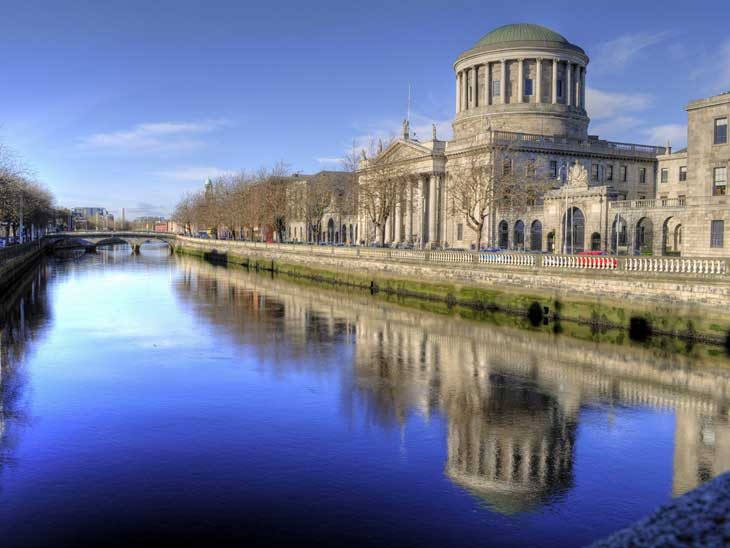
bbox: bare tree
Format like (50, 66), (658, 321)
(359, 162), (411, 246)
(449, 144), (555, 250)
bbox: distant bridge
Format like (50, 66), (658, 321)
(48, 231), (178, 254)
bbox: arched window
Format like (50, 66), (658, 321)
(513, 220), (525, 250)
(327, 219), (335, 242)
(591, 232), (601, 251)
(342, 224), (347, 244)
(635, 217), (654, 255)
(498, 220), (509, 249)
(530, 220), (542, 251)
(562, 207), (585, 254)
(547, 231), (555, 254)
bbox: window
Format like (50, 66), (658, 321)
(678, 194), (686, 206)
(557, 79), (563, 98)
(526, 159), (536, 177)
(660, 195), (668, 206)
(679, 166), (687, 182)
(524, 78), (533, 96)
(550, 160), (558, 178)
(606, 165), (614, 181)
(715, 118), (728, 145)
(713, 166), (727, 196)
(660, 168), (668, 183)
(457, 223), (464, 241)
(502, 159), (512, 176)
(711, 220), (724, 248)
(492, 79), (501, 98)
(620, 165), (627, 182)
(591, 164), (600, 182)
(639, 167), (647, 184)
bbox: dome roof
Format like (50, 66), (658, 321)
(476, 23), (569, 47)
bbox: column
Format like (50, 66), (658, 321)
(428, 174), (437, 247)
(384, 215), (391, 244)
(517, 58), (524, 102)
(463, 69), (469, 110)
(406, 183), (413, 243)
(439, 174), (447, 244)
(580, 67), (586, 108)
(566, 62), (572, 107)
(418, 177), (425, 247)
(575, 66), (581, 109)
(551, 59), (557, 103)
(485, 62), (491, 105)
(471, 66), (477, 108)
(455, 72), (460, 113)
(536, 58), (542, 103)
(394, 198), (402, 243)
(500, 59), (506, 104)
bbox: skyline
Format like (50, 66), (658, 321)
(1, 0), (729, 218)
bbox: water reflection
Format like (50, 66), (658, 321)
(174, 255), (730, 511)
(0, 262), (50, 481)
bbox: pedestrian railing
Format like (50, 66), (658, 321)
(623, 256), (727, 275)
(0, 240), (44, 264)
(171, 235), (730, 278)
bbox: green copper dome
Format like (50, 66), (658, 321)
(476, 23), (569, 47)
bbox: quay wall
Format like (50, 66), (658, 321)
(0, 241), (48, 293)
(173, 236), (730, 310)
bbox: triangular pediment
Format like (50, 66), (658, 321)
(374, 139), (432, 165)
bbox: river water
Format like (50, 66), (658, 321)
(1, 244), (729, 547)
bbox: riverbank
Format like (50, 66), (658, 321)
(173, 236), (730, 346)
(0, 240), (49, 293)
(591, 471), (730, 546)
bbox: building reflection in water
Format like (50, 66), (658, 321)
(172, 255), (730, 514)
(0, 262), (51, 479)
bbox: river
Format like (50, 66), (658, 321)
(1, 244), (729, 547)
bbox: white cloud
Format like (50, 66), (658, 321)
(78, 119), (232, 153)
(153, 165), (235, 182)
(592, 31), (672, 73)
(641, 124), (687, 148)
(586, 87), (653, 119)
(690, 39), (730, 96)
(349, 111), (452, 155)
(315, 157), (343, 165)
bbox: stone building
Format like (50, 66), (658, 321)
(285, 170), (358, 244)
(357, 23), (729, 257)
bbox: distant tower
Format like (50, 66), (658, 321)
(204, 178), (213, 195)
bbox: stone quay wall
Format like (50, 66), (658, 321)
(0, 240), (48, 292)
(174, 236), (730, 310)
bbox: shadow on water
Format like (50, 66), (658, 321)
(0, 261), (51, 487)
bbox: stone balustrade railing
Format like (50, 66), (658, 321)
(176, 236), (730, 278)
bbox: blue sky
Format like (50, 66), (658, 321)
(1, 0), (728, 218)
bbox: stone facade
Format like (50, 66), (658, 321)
(357, 23), (729, 258)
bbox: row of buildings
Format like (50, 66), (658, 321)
(191, 23), (729, 258)
(355, 23), (730, 257)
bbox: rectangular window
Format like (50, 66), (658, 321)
(640, 167), (647, 184)
(660, 195), (668, 206)
(606, 165), (613, 181)
(550, 160), (558, 178)
(660, 168), (668, 183)
(620, 165), (627, 182)
(502, 159), (512, 176)
(678, 194), (686, 205)
(711, 220), (724, 248)
(591, 164), (600, 182)
(492, 79), (501, 98)
(457, 223), (464, 241)
(679, 166), (687, 182)
(715, 118), (728, 145)
(526, 159), (536, 177)
(557, 79), (563, 98)
(524, 78), (533, 96)
(713, 166), (727, 196)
